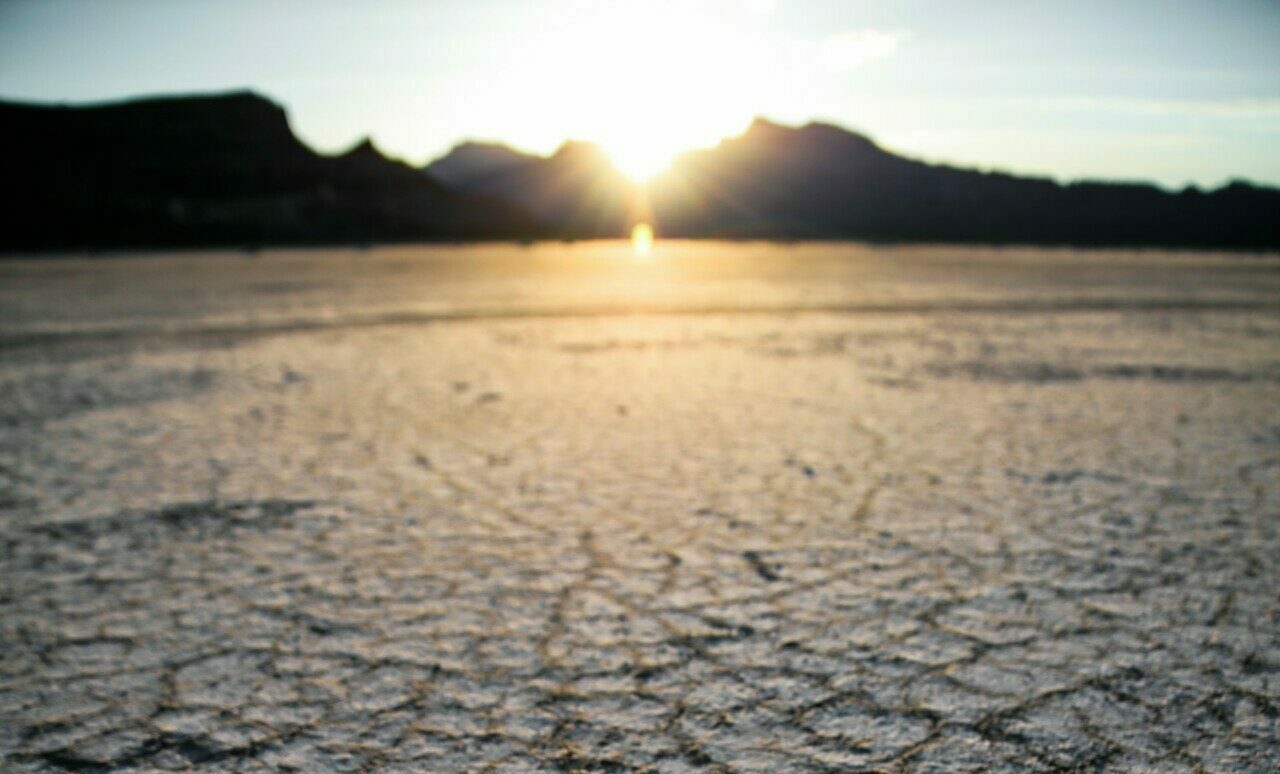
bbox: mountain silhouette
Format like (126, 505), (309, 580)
(425, 141), (542, 187)
(431, 116), (1279, 248)
(426, 139), (639, 239)
(2, 90), (1277, 251)
(0, 91), (542, 251)
(646, 118), (1280, 248)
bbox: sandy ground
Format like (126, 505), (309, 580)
(2, 242), (1278, 772)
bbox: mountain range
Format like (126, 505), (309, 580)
(3, 90), (1278, 251)
(1, 92), (542, 251)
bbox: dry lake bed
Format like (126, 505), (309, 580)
(1, 242), (1278, 772)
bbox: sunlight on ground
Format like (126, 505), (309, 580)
(631, 223), (654, 256)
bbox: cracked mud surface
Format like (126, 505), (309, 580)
(2, 244), (1279, 771)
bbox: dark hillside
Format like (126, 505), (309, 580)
(0, 91), (542, 251)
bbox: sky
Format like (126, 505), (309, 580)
(2, 0), (1279, 187)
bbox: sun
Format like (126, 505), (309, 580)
(606, 141), (676, 183)
(469, 1), (765, 185)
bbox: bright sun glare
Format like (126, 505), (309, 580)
(607, 144), (676, 183)
(495, 4), (762, 184)
(631, 222), (654, 256)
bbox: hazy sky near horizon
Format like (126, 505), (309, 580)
(2, 0), (1278, 186)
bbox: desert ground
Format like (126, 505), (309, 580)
(1, 242), (1278, 772)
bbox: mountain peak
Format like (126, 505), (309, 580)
(437, 140), (541, 167)
(425, 141), (541, 186)
(341, 136), (386, 160)
(450, 139), (524, 154)
(551, 139), (610, 163)
(741, 116), (878, 150)
(744, 116), (788, 136)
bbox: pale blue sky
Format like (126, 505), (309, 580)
(2, 0), (1278, 186)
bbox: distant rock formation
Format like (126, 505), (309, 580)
(3, 90), (1277, 251)
(427, 139), (641, 239)
(646, 118), (1280, 248)
(424, 141), (541, 187)
(0, 91), (543, 251)
(431, 116), (1280, 249)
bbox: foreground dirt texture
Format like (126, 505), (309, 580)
(1, 244), (1278, 772)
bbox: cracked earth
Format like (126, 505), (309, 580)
(1, 243), (1278, 771)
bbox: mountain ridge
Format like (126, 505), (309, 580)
(426, 136), (638, 239)
(428, 115), (1277, 248)
(0, 91), (544, 251)
(3, 90), (1277, 251)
